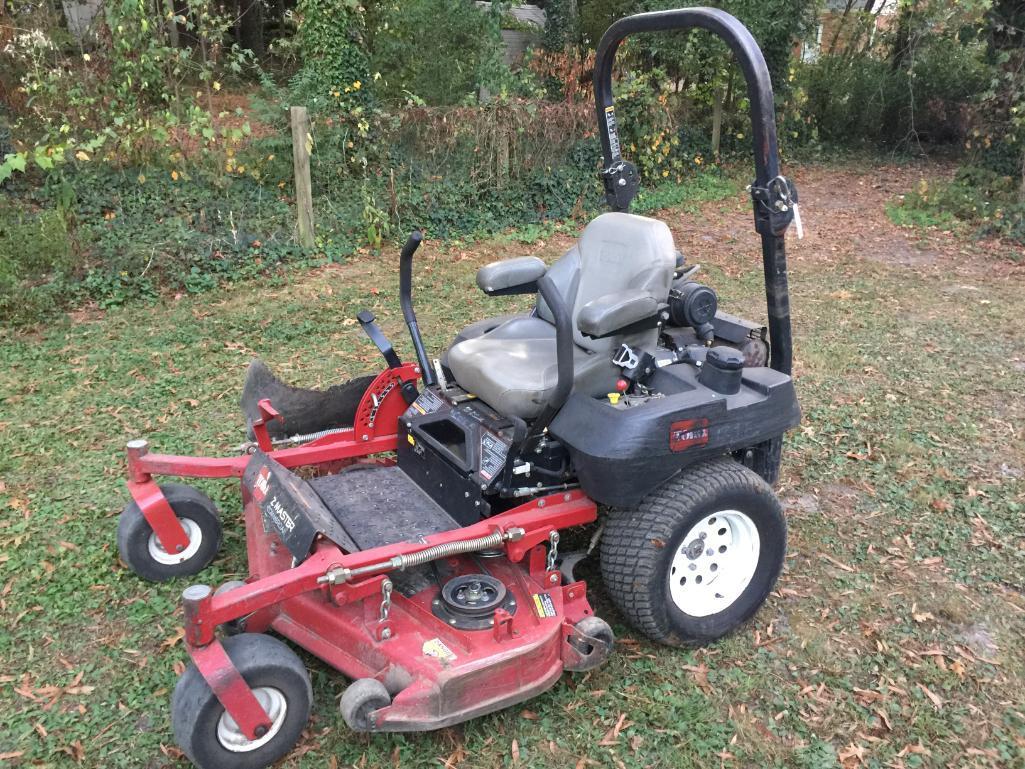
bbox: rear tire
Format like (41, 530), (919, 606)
(172, 634), (312, 769)
(117, 483), (222, 581)
(600, 457), (786, 646)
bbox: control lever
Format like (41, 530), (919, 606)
(356, 309), (401, 369)
(356, 310), (419, 404)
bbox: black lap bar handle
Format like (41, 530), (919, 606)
(593, 8), (794, 376)
(398, 230), (437, 387)
(526, 273), (574, 446)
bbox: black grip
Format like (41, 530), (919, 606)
(398, 230), (436, 386)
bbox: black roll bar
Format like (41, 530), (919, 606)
(592, 8), (795, 375)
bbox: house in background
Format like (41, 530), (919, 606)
(475, 3), (546, 66)
(803, 0), (898, 61)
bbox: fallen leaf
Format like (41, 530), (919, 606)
(683, 663), (713, 694)
(917, 683), (943, 709)
(950, 659), (966, 679)
(161, 628), (185, 650)
(598, 712), (629, 746)
(820, 553), (856, 572)
(838, 742), (865, 766)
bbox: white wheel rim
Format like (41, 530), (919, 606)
(147, 518), (203, 565)
(216, 686), (288, 753)
(668, 510), (760, 618)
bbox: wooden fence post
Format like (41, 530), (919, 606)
(290, 106), (315, 249)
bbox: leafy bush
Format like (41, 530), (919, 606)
(801, 40), (988, 148)
(287, 0), (373, 113)
(369, 0), (506, 105)
(0, 204), (74, 324)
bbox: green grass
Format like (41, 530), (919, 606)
(1, 167), (1024, 768)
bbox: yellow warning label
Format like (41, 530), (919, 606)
(407, 434), (416, 446)
(532, 592), (557, 618)
(422, 637), (456, 662)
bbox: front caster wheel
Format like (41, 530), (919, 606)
(172, 634), (312, 769)
(117, 483), (222, 581)
(600, 457), (786, 646)
(340, 678), (390, 732)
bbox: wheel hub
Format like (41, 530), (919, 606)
(215, 686), (288, 753)
(668, 510), (761, 618)
(147, 517), (203, 565)
(684, 536), (706, 559)
(432, 573), (517, 630)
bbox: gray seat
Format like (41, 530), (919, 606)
(447, 213), (677, 419)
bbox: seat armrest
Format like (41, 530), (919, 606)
(476, 256), (547, 296)
(577, 289), (659, 338)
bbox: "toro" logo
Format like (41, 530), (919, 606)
(669, 418), (710, 452)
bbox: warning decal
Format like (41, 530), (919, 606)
(478, 431), (510, 481)
(532, 592), (557, 619)
(422, 637), (457, 662)
(604, 106), (622, 161)
(253, 466), (271, 502)
(404, 388), (445, 418)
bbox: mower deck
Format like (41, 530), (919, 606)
(215, 471), (603, 732)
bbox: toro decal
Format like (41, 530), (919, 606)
(669, 418), (709, 452)
(253, 465), (271, 501)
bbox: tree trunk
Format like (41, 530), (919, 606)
(163, 0), (179, 48)
(827, 0), (857, 56)
(1019, 150), (1024, 205)
(891, 1), (916, 71)
(237, 0), (264, 57)
(711, 84), (724, 161)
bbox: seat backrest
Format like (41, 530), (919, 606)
(537, 212), (677, 352)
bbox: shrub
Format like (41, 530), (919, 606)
(369, 0), (506, 105)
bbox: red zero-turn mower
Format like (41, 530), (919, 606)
(115, 9), (802, 769)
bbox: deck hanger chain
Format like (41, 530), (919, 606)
(546, 531), (560, 572)
(379, 579), (393, 623)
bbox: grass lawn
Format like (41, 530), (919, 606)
(1, 161), (1024, 769)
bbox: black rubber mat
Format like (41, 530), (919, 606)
(309, 465), (461, 551)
